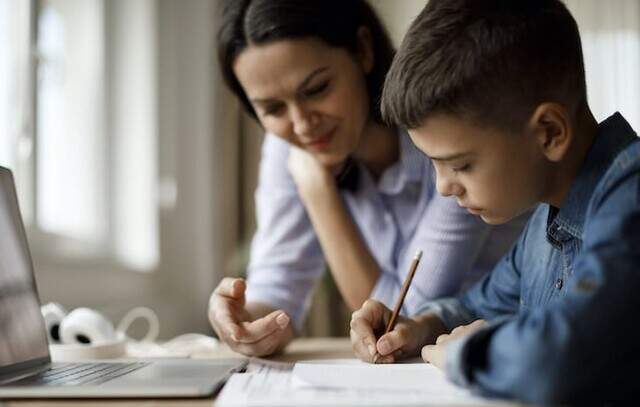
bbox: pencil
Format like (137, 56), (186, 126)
(372, 250), (423, 364)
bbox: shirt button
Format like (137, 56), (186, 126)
(555, 278), (564, 290)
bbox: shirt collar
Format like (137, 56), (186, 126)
(377, 129), (425, 195)
(550, 112), (637, 240)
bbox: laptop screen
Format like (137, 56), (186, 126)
(0, 168), (49, 369)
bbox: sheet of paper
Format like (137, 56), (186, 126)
(293, 358), (459, 391)
(216, 358), (500, 406)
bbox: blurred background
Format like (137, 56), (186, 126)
(0, 0), (638, 339)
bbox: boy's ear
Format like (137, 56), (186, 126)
(528, 103), (573, 162)
(356, 26), (374, 75)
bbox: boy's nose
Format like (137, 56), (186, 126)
(436, 176), (463, 198)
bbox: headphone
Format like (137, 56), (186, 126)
(40, 303), (159, 346)
(41, 303), (220, 361)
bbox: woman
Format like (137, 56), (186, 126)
(209, 0), (526, 356)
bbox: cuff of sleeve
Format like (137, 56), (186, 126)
(444, 317), (511, 388)
(245, 289), (306, 334)
(414, 297), (477, 330)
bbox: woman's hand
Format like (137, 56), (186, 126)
(421, 319), (487, 371)
(287, 146), (336, 199)
(208, 278), (294, 356)
(350, 299), (448, 364)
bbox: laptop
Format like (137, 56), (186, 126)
(0, 166), (247, 398)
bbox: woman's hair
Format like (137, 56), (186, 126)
(217, 0), (395, 123)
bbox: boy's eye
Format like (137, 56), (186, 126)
(303, 81), (329, 98)
(452, 163), (471, 173)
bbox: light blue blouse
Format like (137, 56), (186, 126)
(245, 130), (527, 331)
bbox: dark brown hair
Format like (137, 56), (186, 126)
(217, 0), (395, 123)
(381, 0), (587, 131)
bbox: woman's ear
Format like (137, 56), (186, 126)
(528, 103), (573, 162)
(356, 27), (374, 74)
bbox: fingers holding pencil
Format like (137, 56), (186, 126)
(372, 250), (422, 363)
(351, 250), (425, 364)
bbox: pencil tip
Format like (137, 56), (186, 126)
(415, 250), (423, 260)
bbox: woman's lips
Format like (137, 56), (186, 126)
(305, 128), (336, 151)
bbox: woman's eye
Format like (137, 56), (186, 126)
(452, 164), (471, 173)
(263, 104), (285, 116)
(303, 81), (328, 98)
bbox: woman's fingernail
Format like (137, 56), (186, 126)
(276, 313), (290, 329)
(368, 343), (376, 356)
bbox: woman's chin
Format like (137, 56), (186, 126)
(314, 151), (349, 169)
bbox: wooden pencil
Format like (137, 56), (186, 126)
(373, 250), (422, 364)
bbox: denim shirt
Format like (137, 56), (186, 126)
(417, 113), (640, 405)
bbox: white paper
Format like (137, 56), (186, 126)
(216, 358), (500, 406)
(292, 358), (460, 391)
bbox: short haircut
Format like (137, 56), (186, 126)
(381, 0), (587, 131)
(217, 0), (395, 123)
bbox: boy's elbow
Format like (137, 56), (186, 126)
(477, 342), (579, 405)
(502, 355), (580, 405)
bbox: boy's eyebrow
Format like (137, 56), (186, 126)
(250, 66), (329, 104)
(428, 152), (472, 162)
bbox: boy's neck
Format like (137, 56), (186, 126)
(546, 108), (599, 208)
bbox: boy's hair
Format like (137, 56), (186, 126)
(381, 0), (587, 131)
(217, 0), (395, 123)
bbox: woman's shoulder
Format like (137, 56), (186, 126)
(260, 132), (291, 159)
(257, 132), (295, 187)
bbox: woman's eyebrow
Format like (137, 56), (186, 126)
(250, 66), (329, 105)
(296, 66), (329, 91)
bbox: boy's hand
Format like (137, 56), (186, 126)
(350, 299), (447, 364)
(422, 319), (487, 370)
(208, 278), (293, 357)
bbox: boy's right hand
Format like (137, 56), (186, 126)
(208, 278), (293, 357)
(350, 299), (447, 364)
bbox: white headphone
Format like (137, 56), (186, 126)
(40, 303), (159, 346)
(41, 303), (220, 361)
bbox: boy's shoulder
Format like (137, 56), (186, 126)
(587, 119), (640, 219)
(595, 136), (640, 195)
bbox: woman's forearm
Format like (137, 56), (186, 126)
(298, 182), (381, 311)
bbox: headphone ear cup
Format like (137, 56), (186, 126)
(41, 302), (67, 344)
(60, 308), (117, 345)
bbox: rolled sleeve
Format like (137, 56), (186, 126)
(245, 135), (325, 332)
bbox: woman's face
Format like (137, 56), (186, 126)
(233, 36), (373, 167)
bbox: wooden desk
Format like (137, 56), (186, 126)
(4, 338), (524, 406)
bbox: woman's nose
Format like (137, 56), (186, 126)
(291, 105), (319, 137)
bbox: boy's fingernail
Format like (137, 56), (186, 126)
(378, 339), (390, 354)
(368, 344), (376, 356)
(276, 313), (290, 329)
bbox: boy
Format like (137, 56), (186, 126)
(349, 0), (640, 404)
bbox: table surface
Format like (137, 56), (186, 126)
(3, 337), (524, 407)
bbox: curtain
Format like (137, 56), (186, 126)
(565, 0), (640, 131)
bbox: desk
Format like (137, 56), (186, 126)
(3, 338), (353, 407)
(4, 338), (524, 407)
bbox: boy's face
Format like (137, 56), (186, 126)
(409, 114), (549, 224)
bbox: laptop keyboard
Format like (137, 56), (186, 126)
(13, 362), (150, 386)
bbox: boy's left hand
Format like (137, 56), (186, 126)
(421, 320), (487, 371)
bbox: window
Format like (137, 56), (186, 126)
(0, 0), (159, 271)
